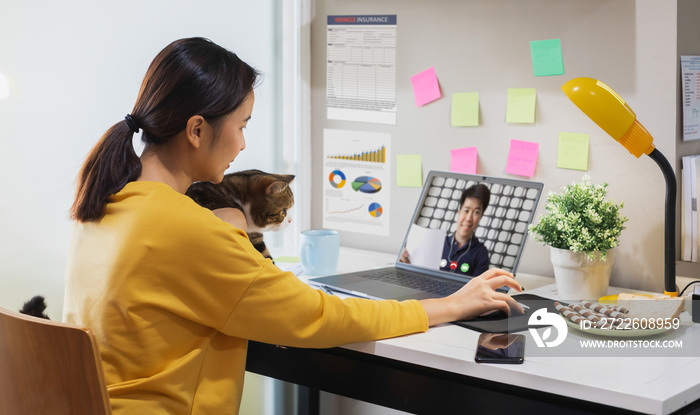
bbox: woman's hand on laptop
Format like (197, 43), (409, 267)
(419, 269), (523, 326)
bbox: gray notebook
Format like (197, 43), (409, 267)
(309, 171), (544, 301)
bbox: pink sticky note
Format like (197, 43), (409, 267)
(505, 139), (539, 177)
(450, 147), (478, 174)
(411, 67), (441, 107)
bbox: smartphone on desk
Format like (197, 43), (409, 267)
(474, 333), (525, 364)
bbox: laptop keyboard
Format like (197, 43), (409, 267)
(364, 269), (465, 296)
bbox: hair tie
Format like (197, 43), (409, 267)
(124, 114), (140, 134)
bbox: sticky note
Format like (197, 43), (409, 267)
(451, 92), (479, 126)
(396, 154), (423, 187)
(411, 67), (441, 107)
(505, 139), (539, 177)
(450, 147), (478, 174)
(273, 256), (300, 263)
(506, 88), (536, 124)
(557, 132), (589, 171)
(530, 39), (565, 77)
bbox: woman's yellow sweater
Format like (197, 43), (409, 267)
(63, 181), (428, 414)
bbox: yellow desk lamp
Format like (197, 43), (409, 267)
(561, 77), (677, 297)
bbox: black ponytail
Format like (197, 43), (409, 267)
(71, 121), (141, 221)
(71, 37), (259, 222)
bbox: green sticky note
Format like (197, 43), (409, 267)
(451, 92), (479, 127)
(557, 132), (589, 171)
(274, 256), (300, 263)
(396, 154), (423, 187)
(506, 88), (536, 124)
(530, 39), (565, 77)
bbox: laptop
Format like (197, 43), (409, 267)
(308, 171), (544, 301)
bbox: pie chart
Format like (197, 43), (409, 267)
(368, 202), (383, 218)
(328, 170), (346, 188)
(351, 176), (382, 194)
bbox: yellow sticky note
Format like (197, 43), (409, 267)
(557, 132), (589, 171)
(396, 155), (423, 187)
(506, 88), (536, 124)
(273, 256), (300, 263)
(451, 92), (479, 127)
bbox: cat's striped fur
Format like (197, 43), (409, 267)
(186, 169), (294, 259)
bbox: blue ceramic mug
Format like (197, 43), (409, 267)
(300, 229), (340, 276)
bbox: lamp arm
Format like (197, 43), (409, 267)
(647, 148), (678, 296)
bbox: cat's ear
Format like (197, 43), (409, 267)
(265, 180), (289, 195)
(282, 174), (295, 183)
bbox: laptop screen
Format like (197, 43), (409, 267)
(395, 171), (544, 277)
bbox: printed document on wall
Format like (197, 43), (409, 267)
(681, 56), (700, 141)
(326, 15), (397, 125)
(323, 129), (391, 236)
(681, 155), (700, 262)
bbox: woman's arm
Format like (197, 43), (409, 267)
(419, 269), (523, 326)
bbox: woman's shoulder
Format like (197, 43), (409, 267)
(121, 181), (202, 212)
(118, 181), (243, 234)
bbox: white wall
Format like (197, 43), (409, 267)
(0, 2), (284, 414)
(307, 3), (680, 414)
(310, 0), (680, 293)
(0, 0), (281, 317)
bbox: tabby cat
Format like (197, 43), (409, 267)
(185, 169), (294, 259)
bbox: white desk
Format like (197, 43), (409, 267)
(249, 247), (700, 415)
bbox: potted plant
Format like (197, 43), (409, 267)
(528, 175), (628, 300)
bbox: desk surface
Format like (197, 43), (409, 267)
(280, 247), (700, 415)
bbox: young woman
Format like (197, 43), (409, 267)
(63, 37), (522, 414)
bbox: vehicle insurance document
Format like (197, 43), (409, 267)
(326, 15), (397, 125)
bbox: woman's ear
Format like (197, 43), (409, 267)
(185, 115), (206, 149)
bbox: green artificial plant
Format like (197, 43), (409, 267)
(528, 176), (628, 260)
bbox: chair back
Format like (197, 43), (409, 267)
(0, 306), (112, 414)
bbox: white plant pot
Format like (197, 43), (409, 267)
(550, 246), (614, 301)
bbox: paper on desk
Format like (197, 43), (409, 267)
(404, 225), (446, 269)
(274, 257), (304, 276)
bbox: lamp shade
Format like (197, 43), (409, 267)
(561, 77), (655, 158)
